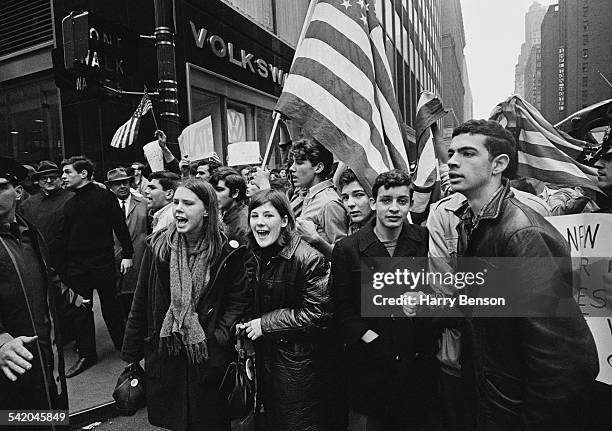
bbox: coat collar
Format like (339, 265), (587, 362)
(455, 179), (512, 224)
(357, 216), (424, 256)
(278, 232), (301, 260)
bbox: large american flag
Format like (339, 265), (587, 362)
(274, 0), (410, 192)
(410, 91), (448, 224)
(110, 92), (153, 149)
(490, 95), (600, 193)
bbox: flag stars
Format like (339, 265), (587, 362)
(584, 152), (594, 161)
(359, 14), (368, 26)
(357, 0), (365, 8)
(341, 0), (352, 10)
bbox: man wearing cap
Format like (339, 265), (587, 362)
(61, 156), (133, 377)
(19, 161), (74, 277)
(0, 156), (68, 414)
(106, 167), (148, 316)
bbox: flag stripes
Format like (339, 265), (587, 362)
(275, 0), (409, 192)
(490, 95), (599, 192)
(410, 92), (448, 224)
(110, 92), (152, 149)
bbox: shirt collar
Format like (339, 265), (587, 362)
(118, 194), (132, 208)
(153, 202), (173, 218)
(305, 179), (334, 201)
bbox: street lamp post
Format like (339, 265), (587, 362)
(154, 0), (180, 146)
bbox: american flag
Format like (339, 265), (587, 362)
(274, 0), (410, 192)
(490, 95), (600, 193)
(410, 92), (448, 224)
(110, 92), (153, 149)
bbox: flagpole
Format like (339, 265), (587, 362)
(261, 113), (281, 169)
(597, 69), (612, 89)
(143, 85), (160, 130)
(260, 0), (317, 169)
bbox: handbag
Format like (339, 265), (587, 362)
(219, 333), (256, 421)
(112, 362), (146, 416)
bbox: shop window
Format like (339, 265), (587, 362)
(190, 89), (223, 160)
(227, 103), (253, 143)
(0, 75), (62, 163)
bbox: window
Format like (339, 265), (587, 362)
(583, 48), (588, 58)
(582, 62), (589, 72)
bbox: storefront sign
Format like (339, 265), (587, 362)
(189, 21), (287, 88)
(182, 2), (294, 98)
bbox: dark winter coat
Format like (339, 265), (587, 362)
(121, 229), (251, 431)
(0, 215), (67, 411)
(331, 218), (437, 425)
(455, 182), (599, 431)
(253, 233), (335, 431)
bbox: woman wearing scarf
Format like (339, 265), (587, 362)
(121, 179), (251, 431)
(240, 190), (336, 431)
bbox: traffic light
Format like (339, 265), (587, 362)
(62, 12), (89, 71)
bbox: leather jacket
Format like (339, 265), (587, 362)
(253, 232), (335, 431)
(454, 182), (599, 431)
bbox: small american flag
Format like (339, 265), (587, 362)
(490, 95), (600, 193)
(274, 0), (410, 193)
(110, 92), (153, 149)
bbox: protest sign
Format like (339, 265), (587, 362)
(178, 116), (215, 161)
(227, 141), (261, 166)
(143, 140), (164, 172)
(547, 213), (612, 384)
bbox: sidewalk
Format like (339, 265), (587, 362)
(75, 408), (164, 431)
(65, 291), (126, 413)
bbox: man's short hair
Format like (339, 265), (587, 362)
(338, 168), (363, 192)
(372, 169), (411, 200)
(149, 170), (179, 191)
(197, 159), (222, 175)
(291, 138), (334, 178)
(61, 156), (95, 180)
(452, 119), (518, 178)
(210, 167), (247, 202)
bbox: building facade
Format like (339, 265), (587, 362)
(514, 1), (546, 108)
(1, 0), (444, 174)
(541, 0), (612, 124)
(439, 0), (467, 137)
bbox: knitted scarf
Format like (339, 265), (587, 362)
(160, 232), (211, 364)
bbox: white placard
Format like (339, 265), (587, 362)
(143, 140), (164, 172)
(227, 141), (261, 166)
(178, 116), (215, 161)
(547, 213), (612, 384)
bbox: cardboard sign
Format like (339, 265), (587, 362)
(178, 116), (215, 161)
(142, 140), (164, 172)
(547, 213), (612, 384)
(227, 141), (261, 166)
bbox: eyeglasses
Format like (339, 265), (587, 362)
(39, 175), (59, 182)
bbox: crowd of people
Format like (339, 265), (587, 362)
(1, 118), (611, 431)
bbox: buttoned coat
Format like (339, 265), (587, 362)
(331, 219), (437, 425)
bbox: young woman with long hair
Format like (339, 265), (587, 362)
(121, 179), (251, 431)
(239, 189), (336, 431)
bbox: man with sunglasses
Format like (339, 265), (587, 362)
(19, 161), (74, 277)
